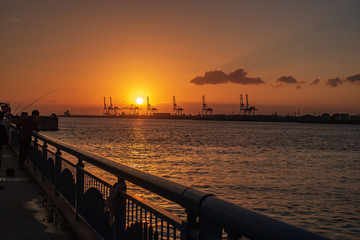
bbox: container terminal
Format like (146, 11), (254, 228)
(63, 95), (360, 125)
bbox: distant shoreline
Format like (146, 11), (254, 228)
(59, 114), (360, 125)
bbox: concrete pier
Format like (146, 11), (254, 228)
(0, 145), (97, 240)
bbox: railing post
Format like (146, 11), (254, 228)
(183, 210), (199, 240)
(199, 197), (224, 240)
(113, 178), (127, 239)
(54, 148), (62, 196)
(199, 216), (222, 240)
(32, 137), (38, 167)
(41, 142), (47, 180)
(75, 158), (84, 220)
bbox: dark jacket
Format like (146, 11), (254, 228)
(17, 116), (39, 140)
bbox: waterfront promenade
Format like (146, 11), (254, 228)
(0, 145), (97, 240)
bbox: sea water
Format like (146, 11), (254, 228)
(43, 117), (360, 240)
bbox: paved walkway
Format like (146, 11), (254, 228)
(0, 145), (73, 240)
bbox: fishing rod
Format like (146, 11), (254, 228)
(15, 88), (68, 115)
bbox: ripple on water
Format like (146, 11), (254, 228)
(42, 118), (360, 240)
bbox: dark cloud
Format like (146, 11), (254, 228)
(228, 69), (265, 85)
(190, 70), (227, 85)
(325, 78), (342, 87)
(190, 68), (264, 85)
(346, 74), (360, 84)
(277, 76), (298, 84)
(311, 78), (320, 85)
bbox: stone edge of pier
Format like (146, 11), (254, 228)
(12, 147), (100, 240)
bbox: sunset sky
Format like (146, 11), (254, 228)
(1, 0), (359, 115)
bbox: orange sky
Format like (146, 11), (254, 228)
(1, 1), (359, 116)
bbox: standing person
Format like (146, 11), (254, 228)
(1, 112), (9, 189)
(17, 110), (39, 168)
(2, 113), (11, 145)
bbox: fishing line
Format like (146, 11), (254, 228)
(15, 88), (69, 115)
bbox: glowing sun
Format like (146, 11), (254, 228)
(136, 97), (144, 104)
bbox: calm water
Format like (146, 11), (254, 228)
(43, 117), (360, 240)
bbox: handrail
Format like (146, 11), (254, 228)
(200, 196), (329, 240)
(9, 122), (329, 239)
(32, 132), (192, 205)
(31, 131), (328, 240)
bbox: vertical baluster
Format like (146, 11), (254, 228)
(161, 220), (164, 240)
(155, 216), (158, 231)
(136, 205), (139, 222)
(54, 148), (62, 196)
(75, 158), (84, 220)
(167, 222), (170, 240)
(144, 212), (148, 240)
(173, 227), (176, 240)
(150, 213), (152, 228)
(127, 199), (130, 227)
(155, 216), (158, 235)
(32, 137), (38, 168)
(41, 142), (47, 180)
(113, 178), (127, 239)
(131, 202), (134, 223)
(84, 175), (86, 191)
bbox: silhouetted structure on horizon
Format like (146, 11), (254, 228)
(240, 94), (257, 115)
(172, 96), (184, 115)
(202, 95), (213, 116)
(146, 96), (158, 115)
(103, 97), (120, 116)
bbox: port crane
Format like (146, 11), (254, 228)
(108, 97), (115, 116)
(146, 96), (158, 115)
(202, 95), (213, 116)
(103, 97), (120, 116)
(103, 97), (109, 116)
(123, 104), (141, 115)
(240, 94), (257, 115)
(172, 96), (184, 115)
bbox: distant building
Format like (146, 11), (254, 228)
(64, 110), (71, 117)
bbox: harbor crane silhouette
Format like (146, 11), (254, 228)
(240, 94), (257, 115)
(146, 96), (158, 115)
(202, 95), (213, 116)
(172, 96), (184, 115)
(103, 97), (120, 116)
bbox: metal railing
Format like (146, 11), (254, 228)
(10, 126), (329, 240)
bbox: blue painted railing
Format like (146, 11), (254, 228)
(10, 126), (329, 240)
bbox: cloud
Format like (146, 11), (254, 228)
(296, 85), (301, 89)
(346, 74), (360, 84)
(190, 68), (264, 85)
(7, 17), (22, 23)
(310, 78), (320, 85)
(277, 76), (299, 84)
(228, 69), (265, 85)
(190, 70), (227, 85)
(325, 78), (342, 87)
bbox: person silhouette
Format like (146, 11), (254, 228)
(0, 111), (9, 189)
(17, 110), (39, 168)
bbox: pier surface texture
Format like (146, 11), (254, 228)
(0, 145), (97, 240)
